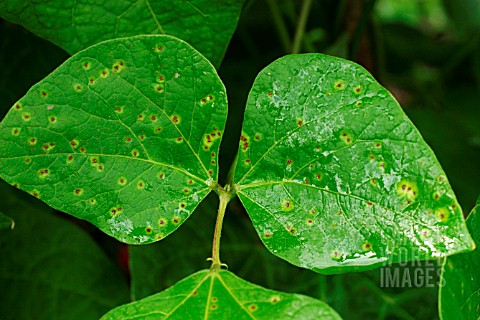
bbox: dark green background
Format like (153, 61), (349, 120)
(1, 0), (479, 319)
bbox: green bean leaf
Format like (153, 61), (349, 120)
(439, 197), (480, 320)
(234, 53), (474, 273)
(0, 0), (245, 67)
(0, 35), (227, 244)
(101, 269), (342, 319)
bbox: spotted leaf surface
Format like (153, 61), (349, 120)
(0, 0), (244, 68)
(0, 211), (14, 230)
(0, 35), (227, 244)
(439, 197), (479, 320)
(234, 54), (474, 274)
(101, 269), (342, 319)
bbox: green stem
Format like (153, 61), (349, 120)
(291, 0), (313, 54)
(210, 188), (234, 270)
(266, 0), (292, 52)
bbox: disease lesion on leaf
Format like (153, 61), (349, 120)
(82, 61), (91, 71)
(395, 179), (419, 202)
(353, 84), (363, 94)
(21, 112), (32, 122)
(112, 60), (126, 73)
(339, 130), (353, 145)
(154, 84), (164, 93)
(361, 241), (372, 252)
(48, 115), (58, 124)
(200, 94), (215, 106)
(109, 206), (123, 216)
(11, 128), (21, 136)
(305, 218), (315, 226)
(204, 128), (222, 151)
(29, 189), (40, 198)
(153, 45), (164, 53)
(70, 139), (80, 149)
(89, 156), (100, 166)
(13, 101), (23, 111)
(100, 68), (110, 78)
(296, 117), (304, 127)
(131, 149), (140, 157)
(172, 216), (181, 225)
(333, 80), (346, 90)
(239, 131), (250, 152)
(37, 168), (50, 179)
(117, 177), (128, 186)
(73, 83), (83, 92)
(280, 199), (295, 212)
(170, 114), (181, 124)
(331, 249), (343, 261)
(435, 207), (450, 222)
(42, 142), (56, 152)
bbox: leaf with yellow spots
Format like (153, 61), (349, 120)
(0, 0), (244, 68)
(439, 197), (480, 320)
(0, 35), (227, 244)
(234, 54), (474, 274)
(101, 269), (342, 320)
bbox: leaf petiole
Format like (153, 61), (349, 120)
(210, 185), (236, 271)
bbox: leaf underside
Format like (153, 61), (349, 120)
(101, 269), (342, 320)
(439, 197), (480, 320)
(0, 0), (245, 67)
(0, 35), (228, 244)
(235, 53), (474, 273)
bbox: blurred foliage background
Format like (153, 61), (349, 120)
(1, 0), (479, 319)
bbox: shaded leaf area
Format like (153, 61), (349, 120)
(129, 193), (217, 300)
(0, 20), (68, 118)
(0, 211), (14, 230)
(404, 89), (480, 212)
(378, 22), (480, 210)
(0, 0), (244, 68)
(129, 196), (441, 319)
(328, 262), (442, 320)
(129, 196), (329, 301)
(102, 269), (342, 320)
(235, 53), (473, 274)
(439, 197), (480, 320)
(0, 181), (130, 320)
(0, 35), (228, 244)
(442, 0), (480, 38)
